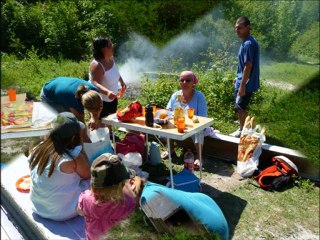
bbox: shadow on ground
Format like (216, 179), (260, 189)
(202, 183), (247, 239)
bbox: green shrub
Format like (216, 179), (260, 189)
(139, 65), (264, 124)
(140, 75), (179, 108)
(290, 22), (320, 63)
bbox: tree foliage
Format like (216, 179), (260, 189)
(1, 0), (319, 62)
(222, 0), (319, 60)
(1, 0), (220, 60)
(290, 22), (320, 63)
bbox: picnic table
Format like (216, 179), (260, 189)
(101, 113), (213, 188)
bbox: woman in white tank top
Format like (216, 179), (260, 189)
(89, 36), (126, 129)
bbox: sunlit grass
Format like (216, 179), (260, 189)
(1, 53), (89, 99)
(260, 61), (319, 86)
(217, 178), (319, 239)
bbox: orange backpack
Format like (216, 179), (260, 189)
(255, 156), (298, 190)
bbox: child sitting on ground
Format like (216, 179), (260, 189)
(29, 112), (91, 221)
(77, 153), (145, 240)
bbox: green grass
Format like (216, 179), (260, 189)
(217, 178), (319, 239)
(1, 53), (89, 99)
(102, 156), (320, 240)
(1, 140), (318, 239)
(260, 61), (319, 86)
(248, 76), (319, 169)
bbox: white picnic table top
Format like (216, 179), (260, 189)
(102, 113), (213, 141)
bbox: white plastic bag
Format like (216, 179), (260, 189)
(32, 102), (57, 127)
(83, 128), (113, 164)
(87, 128), (110, 142)
(118, 152), (149, 179)
(237, 116), (266, 178)
(118, 152), (143, 169)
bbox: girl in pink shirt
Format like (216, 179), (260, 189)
(77, 153), (143, 240)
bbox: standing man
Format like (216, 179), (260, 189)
(230, 16), (260, 138)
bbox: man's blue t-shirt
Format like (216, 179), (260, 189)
(235, 35), (260, 92)
(42, 77), (99, 113)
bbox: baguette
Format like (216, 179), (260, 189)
(244, 116), (251, 128)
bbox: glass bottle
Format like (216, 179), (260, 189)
(173, 94), (185, 126)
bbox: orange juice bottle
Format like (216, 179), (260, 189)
(173, 94), (184, 126)
(174, 107), (184, 126)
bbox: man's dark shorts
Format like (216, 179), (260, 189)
(234, 90), (253, 110)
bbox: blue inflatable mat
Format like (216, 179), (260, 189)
(140, 181), (229, 240)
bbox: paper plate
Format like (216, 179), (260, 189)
(16, 175), (31, 193)
(156, 109), (173, 119)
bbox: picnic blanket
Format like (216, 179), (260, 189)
(1, 101), (33, 129)
(1, 154), (86, 239)
(1, 100), (57, 133)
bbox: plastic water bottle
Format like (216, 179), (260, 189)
(184, 149), (194, 173)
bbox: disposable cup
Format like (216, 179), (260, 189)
(188, 108), (194, 119)
(8, 89), (16, 101)
(177, 117), (185, 133)
(152, 106), (156, 117)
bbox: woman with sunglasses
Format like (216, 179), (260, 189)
(166, 71), (208, 169)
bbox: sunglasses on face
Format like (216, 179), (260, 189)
(179, 79), (192, 83)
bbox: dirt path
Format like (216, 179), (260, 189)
(264, 79), (298, 91)
(195, 155), (249, 198)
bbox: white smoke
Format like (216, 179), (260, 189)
(119, 57), (152, 84)
(118, 33), (158, 83)
(117, 7), (237, 83)
(118, 32), (210, 83)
